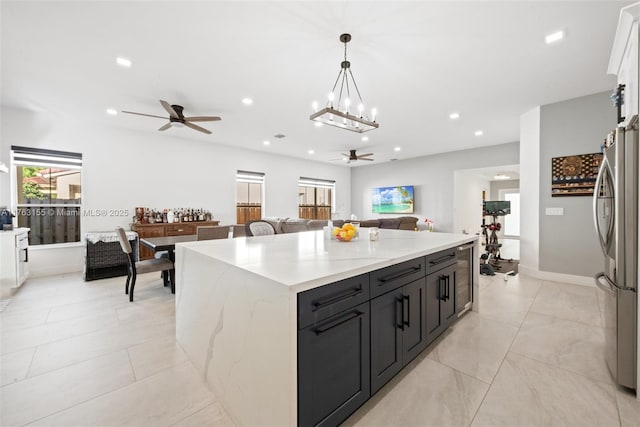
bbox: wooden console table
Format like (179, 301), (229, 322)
(131, 221), (219, 260)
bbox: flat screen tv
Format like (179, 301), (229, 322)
(483, 200), (511, 216)
(372, 186), (414, 214)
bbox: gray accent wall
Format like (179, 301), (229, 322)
(489, 179), (520, 201)
(539, 91), (615, 276)
(350, 142), (519, 232)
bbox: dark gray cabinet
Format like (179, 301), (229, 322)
(298, 248), (464, 427)
(298, 303), (370, 427)
(426, 263), (457, 345)
(298, 274), (371, 427)
(370, 277), (427, 393)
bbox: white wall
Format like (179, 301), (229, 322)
(453, 171), (490, 235)
(519, 106), (541, 273)
(351, 142), (519, 232)
(0, 107), (351, 276)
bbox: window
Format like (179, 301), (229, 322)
(12, 146), (83, 245)
(236, 170), (264, 224)
(298, 177), (335, 220)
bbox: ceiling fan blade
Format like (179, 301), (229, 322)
(359, 158), (374, 161)
(160, 100), (179, 118)
(358, 153), (374, 158)
(184, 121), (212, 134)
(158, 123), (172, 131)
(185, 116), (221, 122)
(340, 153), (349, 157)
(121, 111), (167, 120)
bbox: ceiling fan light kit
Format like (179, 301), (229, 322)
(342, 149), (374, 164)
(122, 100), (221, 135)
(310, 33), (379, 133)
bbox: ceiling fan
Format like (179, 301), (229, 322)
(342, 149), (374, 164)
(122, 100), (221, 134)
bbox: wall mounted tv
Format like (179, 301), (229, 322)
(372, 186), (414, 213)
(483, 200), (511, 216)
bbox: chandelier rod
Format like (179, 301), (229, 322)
(348, 68), (366, 114)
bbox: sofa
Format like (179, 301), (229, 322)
(333, 216), (418, 230)
(261, 216), (419, 233)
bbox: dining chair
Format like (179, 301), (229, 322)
(116, 227), (175, 302)
(197, 225), (230, 240)
(245, 220), (276, 236)
(231, 224), (246, 238)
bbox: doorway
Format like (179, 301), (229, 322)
(453, 164), (520, 262)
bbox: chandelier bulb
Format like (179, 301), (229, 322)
(371, 108), (377, 122)
(312, 101), (318, 111)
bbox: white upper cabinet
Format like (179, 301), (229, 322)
(609, 4), (640, 127)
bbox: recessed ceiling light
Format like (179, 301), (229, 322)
(394, 146), (401, 152)
(263, 140), (271, 146)
(308, 149), (315, 155)
(475, 130), (483, 136)
(315, 122), (323, 127)
(361, 136), (369, 142)
(494, 173), (510, 180)
(116, 57), (132, 68)
(449, 112), (460, 120)
(106, 108), (117, 116)
(242, 98), (253, 105)
(545, 30), (564, 44)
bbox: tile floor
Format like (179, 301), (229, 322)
(1, 272), (638, 426)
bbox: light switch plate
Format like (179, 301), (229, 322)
(545, 207), (564, 216)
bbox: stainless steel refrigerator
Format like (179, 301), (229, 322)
(593, 115), (638, 390)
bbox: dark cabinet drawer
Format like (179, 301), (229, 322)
(298, 273), (370, 330)
(298, 302), (370, 427)
(425, 248), (457, 275)
(370, 257), (425, 298)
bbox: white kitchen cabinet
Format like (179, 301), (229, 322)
(608, 4), (640, 127)
(0, 228), (30, 297)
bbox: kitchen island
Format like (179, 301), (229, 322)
(175, 229), (478, 426)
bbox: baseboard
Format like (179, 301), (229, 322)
(28, 265), (83, 278)
(519, 264), (594, 287)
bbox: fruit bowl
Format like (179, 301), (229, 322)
(332, 223), (358, 242)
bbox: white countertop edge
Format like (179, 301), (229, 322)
(178, 230), (478, 294)
(0, 227), (30, 236)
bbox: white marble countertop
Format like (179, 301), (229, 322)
(0, 227), (29, 237)
(178, 229), (477, 293)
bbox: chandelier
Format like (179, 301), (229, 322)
(310, 33), (379, 133)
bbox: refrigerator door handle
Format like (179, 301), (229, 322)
(593, 160), (608, 256)
(594, 272), (616, 294)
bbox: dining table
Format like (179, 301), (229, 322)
(139, 234), (198, 262)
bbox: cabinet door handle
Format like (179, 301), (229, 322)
(24, 248), (29, 263)
(403, 294), (410, 328)
(445, 276), (450, 301)
(616, 83), (626, 124)
(429, 254), (455, 266)
(315, 310), (364, 335)
(396, 297), (405, 331)
(378, 265), (421, 284)
(439, 275), (447, 301)
(311, 288), (363, 311)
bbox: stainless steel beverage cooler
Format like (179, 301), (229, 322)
(456, 242), (475, 315)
